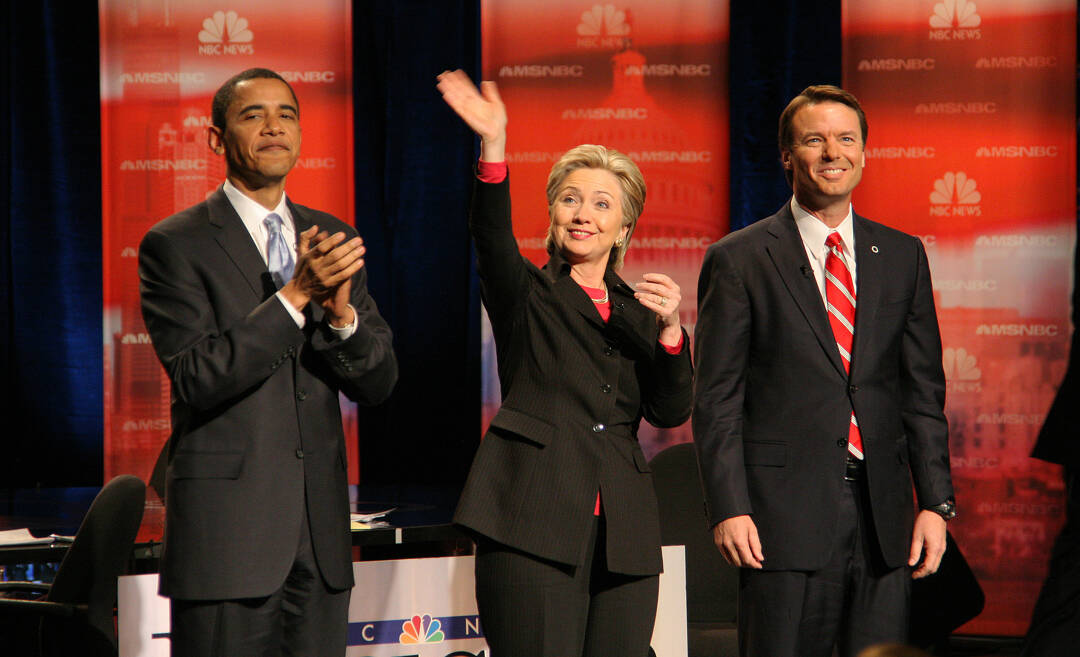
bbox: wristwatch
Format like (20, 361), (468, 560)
(925, 497), (957, 521)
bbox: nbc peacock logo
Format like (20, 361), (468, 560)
(577, 4), (631, 49)
(943, 347), (981, 393)
(929, 0), (981, 40)
(400, 614), (445, 644)
(197, 11), (255, 55)
(929, 172), (982, 218)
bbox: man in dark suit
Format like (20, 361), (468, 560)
(692, 85), (955, 657)
(139, 68), (397, 656)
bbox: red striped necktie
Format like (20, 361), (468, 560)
(824, 232), (863, 460)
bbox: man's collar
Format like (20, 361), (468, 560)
(791, 196), (855, 256)
(222, 179), (292, 236)
(223, 179), (289, 216)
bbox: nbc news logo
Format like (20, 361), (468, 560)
(943, 347), (981, 393)
(929, 0), (982, 40)
(929, 172), (981, 217)
(198, 11), (255, 56)
(577, 3), (631, 48)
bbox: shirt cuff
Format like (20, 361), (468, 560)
(660, 331), (684, 355)
(327, 304), (359, 340)
(477, 159), (508, 183)
(275, 291), (306, 328)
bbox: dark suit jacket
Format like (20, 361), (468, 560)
(1032, 241), (1080, 467)
(692, 203), (953, 571)
(454, 177), (693, 576)
(139, 187), (397, 600)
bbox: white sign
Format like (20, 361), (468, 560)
(119, 547), (687, 657)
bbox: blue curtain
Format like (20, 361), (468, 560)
(729, 0), (841, 230)
(2, 1), (103, 486)
(352, 1), (482, 484)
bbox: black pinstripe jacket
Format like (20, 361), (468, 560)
(454, 176), (693, 576)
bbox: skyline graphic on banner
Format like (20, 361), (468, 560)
(99, 0), (357, 492)
(843, 0), (1076, 636)
(480, 0), (730, 454)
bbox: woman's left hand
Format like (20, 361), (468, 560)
(634, 273), (683, 346)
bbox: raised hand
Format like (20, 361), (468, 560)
(437, 69), (507, 162)
(634, 272), (683, 347)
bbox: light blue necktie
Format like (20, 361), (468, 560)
(264, 212), (294, 289)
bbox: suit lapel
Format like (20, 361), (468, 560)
(207, 187), (274, 300)
(553, 275), (605, 330)
(546, 261), (655, 356)
(764, 206), (847, 378)
(851, 214), (882, 375)
(606, 275), (655, 359)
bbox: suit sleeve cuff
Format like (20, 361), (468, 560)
(327, 304), (359, 339)
(659, 331), (684, 355)
(477, 159), (508, 183)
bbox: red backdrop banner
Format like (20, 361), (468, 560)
(479, 0), (729, 455)
(842, 0), (1076, 636)
(99, 1), (356, 484)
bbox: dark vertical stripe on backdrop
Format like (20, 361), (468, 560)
(729, 0), (841, 231)
(3, 1), (103, 486)
(352, 1), (482, 485)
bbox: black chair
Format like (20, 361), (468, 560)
(0, 474), (147, 657)
(650, 442), (739, 657)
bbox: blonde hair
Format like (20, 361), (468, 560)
(544, 144), (645, 271)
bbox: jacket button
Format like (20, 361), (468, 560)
(592, 423), (605, 433)
(297, 391), (307, 401)
(849, 385), (858, 394)
(601, 383), (612, 393)
(295, 449), (304, 459)
(615, 302), (625, 310)
(837, 439), (847, 448)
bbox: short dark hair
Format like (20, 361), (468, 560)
(778, 85), (868, 185)
(211, 68), (299, 130)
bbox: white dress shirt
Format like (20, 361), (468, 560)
(791, 196), (857, 305)
(222, 179), (356, 338)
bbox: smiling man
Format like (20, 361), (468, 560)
(139, 68), (397, 656)
(692, 85), (955, 657)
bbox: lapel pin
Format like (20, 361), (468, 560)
(871, 245), (879, 253)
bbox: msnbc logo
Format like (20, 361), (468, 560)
(400, 614), (445, 644)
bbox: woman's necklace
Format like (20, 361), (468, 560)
(586, 282), (609, 304)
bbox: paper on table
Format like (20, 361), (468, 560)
(350, 508), (395, 523)
(0, 528), (75, 547)
(350, 508), (395, 531)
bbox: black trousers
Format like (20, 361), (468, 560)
(738, 475), (910, 657)
(474, 516), (660, 657)
(1022, 465), (1080, 657)
(169, 513), (351, 657)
